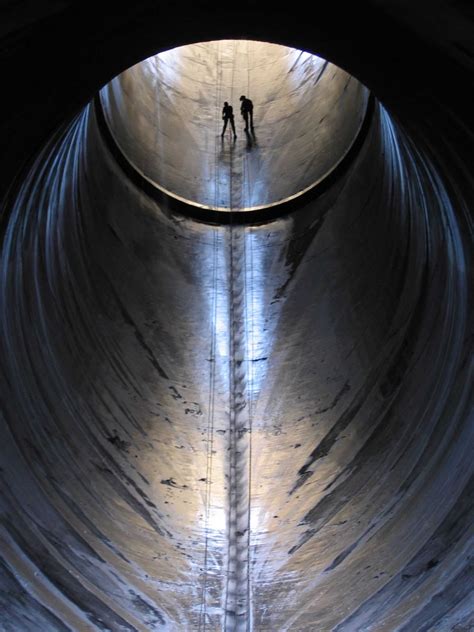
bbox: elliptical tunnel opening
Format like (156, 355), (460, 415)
(97, 40), (369, 214)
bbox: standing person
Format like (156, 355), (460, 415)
(240, 95), (254, 131)
(221, 101), (237, 138)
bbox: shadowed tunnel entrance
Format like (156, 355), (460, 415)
(0, 5), (472, 632)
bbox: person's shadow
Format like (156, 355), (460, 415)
(245, 127), (257, 151)
(218, 135), (236, 164)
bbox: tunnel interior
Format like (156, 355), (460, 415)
(99, 40), (368, 211)
(0, 5), (473, 632)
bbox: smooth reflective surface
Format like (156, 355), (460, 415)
(0, 92), (471, 629)
(100, 40), (368, 211)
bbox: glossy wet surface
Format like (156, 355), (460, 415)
(0, 93), (471, 629)
(100, 41), (368, 210)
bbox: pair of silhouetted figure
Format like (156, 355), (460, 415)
(221, 95), (254, 138)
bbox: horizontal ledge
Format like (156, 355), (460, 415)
(93, 93), (375, 226)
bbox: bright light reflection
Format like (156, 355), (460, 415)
(206, 505), (226, 533)
(99, 39), (367, 211)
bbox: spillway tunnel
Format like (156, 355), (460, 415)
(0, 5), (473, 632)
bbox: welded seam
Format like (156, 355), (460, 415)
(224, 227), (251, 632)
(224, 40), (252, 632)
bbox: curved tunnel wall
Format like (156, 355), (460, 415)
(99, 40), (368, 210)
(0, 88), (472, 630)
(0, 4), (473, 632)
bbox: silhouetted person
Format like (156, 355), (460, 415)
(221, 102), (237, 138)
(240, 95), (254, 131)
